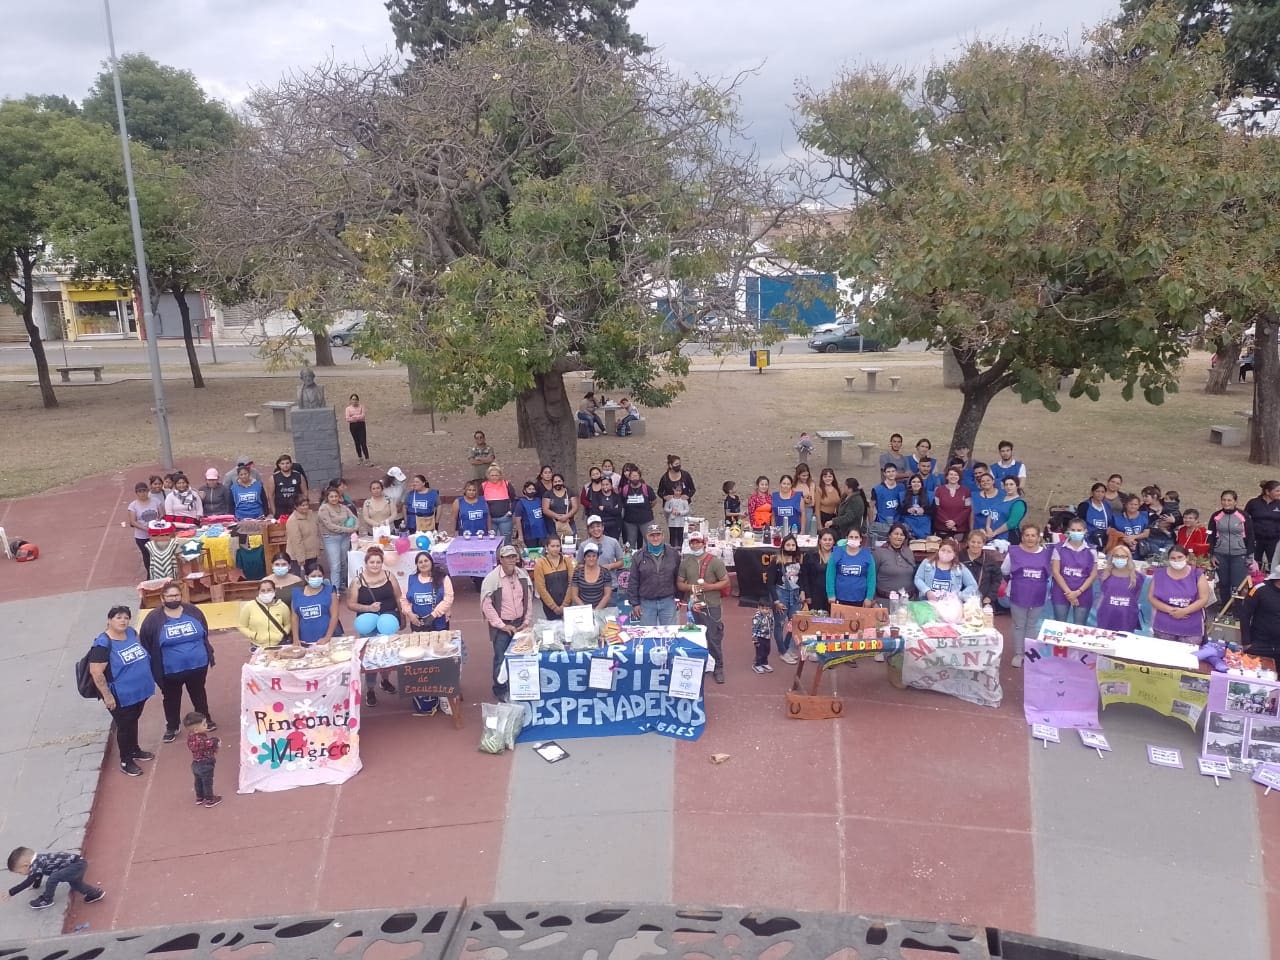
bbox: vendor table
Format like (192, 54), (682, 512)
(506, 627), (710, 742)
(896, 622), (1004, 708)
(348, 538), (450, 593)
(360, 631), (465, 728)
(238, 645), (363, 794)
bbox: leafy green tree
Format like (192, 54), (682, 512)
(190, 29), (781, 480)
(82, 53), (236, 155)
(387, 0), (647, 59)
(0, 101), (126, 408)
(794, 11), (1243, 456)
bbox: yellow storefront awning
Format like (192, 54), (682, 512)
(67, 284), (130, 302)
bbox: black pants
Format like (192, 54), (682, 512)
(490, 622), (519, 697)
(40, 860), (96, 901)
(349, 420), (370, 459)
(192, 759), (216, 800)
(752, 631), (771, 667)
(1257, 538), (1278, 569)
(162, 666), (211, 733)
(110, 700), (146, 762)
(669, 527), (685, 549)
(693, 605), (724, 671)
(135, 538), (150, 571)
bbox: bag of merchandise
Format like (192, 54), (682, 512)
(478, 702), (526, 754)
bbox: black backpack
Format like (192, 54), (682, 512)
(75, 649), (105, 700)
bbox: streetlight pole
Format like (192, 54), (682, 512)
(102, 0), (174, 470)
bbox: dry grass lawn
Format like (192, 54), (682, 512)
(0, 349), (1268, 523)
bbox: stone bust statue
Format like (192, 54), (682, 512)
(297, 367), (326, 409)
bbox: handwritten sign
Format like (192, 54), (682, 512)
(396, 657), (460, 698)
(1031, 723), (1060, 744)
(1198, 758), (1231, 783)
(508, 656), (541, 701)
(1252, 764), (1280, 794)
(1079, 730), (1111, 755)
(1147, 745), (1183, 769)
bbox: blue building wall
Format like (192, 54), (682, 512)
(745, 274), (837, 327)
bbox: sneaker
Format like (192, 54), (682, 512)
(380, 677), (397, 694)
(120, 761), (143, 777)
(205, 720), (219, 732)
(1011, 654), (1024, 668)
(762, 663), (774, 673)
(753, 665), (767, 675)
(780, 652), (799, 665)
(29, 897), (54, 910)
(204, 795), (223, 808)
(195, 796), (207, 805)
(365, 688), (377, 707)
(83, 889), (106, 904)
(713, 667), (725, 685)
(132, 750), (156, 762)
(162, 728), (178, 743)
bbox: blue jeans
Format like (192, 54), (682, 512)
(492, 514), (514, 545)
(323, 534), (349, 589)
(618, 413), (638, 436)
(639, 596), (677, 626)
(578, 412), (604, 436)
(1051, 599), (1091, 625)
(774, 586), (802, 654)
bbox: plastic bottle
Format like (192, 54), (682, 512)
(982, 598), (994, 629)
(888, 591), (901, 626)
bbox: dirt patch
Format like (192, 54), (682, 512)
(0, 351), (1265, 523)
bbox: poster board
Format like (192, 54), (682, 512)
(1203, 672), (1280, 767)
(1096, 655), (1207, 730)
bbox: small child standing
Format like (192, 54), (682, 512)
(664, 481), (691, 549)
(5, 847), (103, 909)
(722, 481), (742, 527)
(186, 712), (222, 808)
(751, 600), (775, 675)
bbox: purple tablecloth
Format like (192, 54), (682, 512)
(443, 536), (501, 577)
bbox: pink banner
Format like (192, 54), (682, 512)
(1023, 644), (1101, 729)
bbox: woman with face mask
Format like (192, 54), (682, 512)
(914, 538), (978, 601)
(1149, 545), (1213, 644)
(237, 579), (292, 652)
(1049, 519), (1098, 624)
(139, 582), (216, 744)
(1093, 545), (1145, 632)
(266, 551), (304, 594)
(826, 531), (876, 608)
(291, 559), (341, 647)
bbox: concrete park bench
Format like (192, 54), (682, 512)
(55, 365), (104, 383)
(262, 401), (295, 431)
(859, 367), (884, 391)
(1209, 425), (1243, 447)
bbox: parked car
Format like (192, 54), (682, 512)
(807, 323), (885, 353)
(329, 319), (365, 347)
(810, 318), (850, 336)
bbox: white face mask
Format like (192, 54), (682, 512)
(1169, 558), (1188, 571)
(847, 540), (862, 551)
(1111, 557), (1129, 569)
(272, 565), (289, 575)
(258, 592), (276, 603)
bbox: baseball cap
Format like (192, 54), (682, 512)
(236, 455), (253, 467)
(583, 542), (600, 553)
(587, 514), (603, 526)
(645, 523), (664, 534)
(387, 466), (406, 482)
(498, 544), (520, 558)
(688, 531), (706, 543)
(205, 468), (219, 481)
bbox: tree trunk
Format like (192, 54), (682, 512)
(172, 283), (206, 388)
(1250, 312), (1280, 466)
(519, 371), (577, 481)
(516, 396), (537, 449)
(946, 348), (1018, 456)
(1205, 337), (1242, 395)
(313, 331), (335, 367)
(406, 363), (433, 415)
(16, 251), (57, 408)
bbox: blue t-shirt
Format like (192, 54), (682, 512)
(403, 489), (440, 532)
(515, 497), (547, 541)
(973, 491), (1012, 541)
(156, 612), (209, 674)
(871, 482), (903, 523)
(406, 574), (449, 629)
(930, 567), (953, 593)
(771, 492), (804, 529)
(1111, 512), (1149, 537)
(828, 547), (875, 603)
(292, 584), (335, 645)
(93, 628), (154, 707)
(1081, 501), (1112, 538)
(456, 498), (490, 535)
(232, 480), (268, 520)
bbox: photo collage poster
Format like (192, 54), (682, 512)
(1202, 673), (1280, 767)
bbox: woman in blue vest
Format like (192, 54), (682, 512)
(1075, 483), (1114, 550)
(770, 474), (805, 534)
(140, 583), (216, 744)
(231, 465), (269, 520)
(87, 605), (157, 777)
(403, 475), (440, 533)
(971, 472), (1013, 544)
(402, 551), (457, 715)
(291, 559), (341, 647)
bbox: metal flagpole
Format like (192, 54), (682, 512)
(103, 0), (174, 470)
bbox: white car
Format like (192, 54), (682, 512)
(809, 319), (849, 336)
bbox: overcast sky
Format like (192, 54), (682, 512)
(1, 0), (1122, 161)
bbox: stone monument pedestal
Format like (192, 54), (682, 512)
(291, 407), (343, 495)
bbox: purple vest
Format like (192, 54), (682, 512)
(1008, 546), (1051, 608)
(1049, 544), (1094, 606)
(1094, 573), (1143, 631)
(1151, 567), (1204, 637)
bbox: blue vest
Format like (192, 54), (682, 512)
(95, 629), (155, 707)
(292, 583), (335, 645)
(404, 489), (439, 532)
(157, 612), (209, 674)
(517, 498), (547, 540)
(973, 491), (1011, 540)
(458, 500), (489, 534)
(407, 574), (449, 629)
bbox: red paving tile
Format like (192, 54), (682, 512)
(673, 813), (843, 911)
(841, 818), (1034, 931)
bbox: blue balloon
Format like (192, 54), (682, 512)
(377, 613), (401, 636)
(354, 612), (380, 636)
(415, 535), (431, 551)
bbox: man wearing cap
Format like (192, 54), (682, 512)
(628, 523), (681, 626)
(222, 456), (263, 491)
(576, 515), (624, 571)
(1241, 568), (1280, 660)
(677, 532), (731, 683)
(480, 544), (534, 700)
(197, 468), (234, 516)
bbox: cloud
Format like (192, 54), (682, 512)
(1, 0), (1122, 154)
